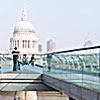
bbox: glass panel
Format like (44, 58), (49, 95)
(42, 47), (100, 91)
(0, 54), (43, 74)
(82, 48), (100, 91)
(0, 54), (13, 73)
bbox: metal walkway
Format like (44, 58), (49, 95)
(1, 46), (100, 100)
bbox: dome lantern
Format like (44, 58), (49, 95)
(13, 4), (36, 34)
(21, 4), (27, 21)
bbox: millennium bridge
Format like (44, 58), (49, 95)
(0, 46), (100, 100)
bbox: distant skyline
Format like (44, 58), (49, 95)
(47, 39), (56, 52)
(0, 0), (100, 52)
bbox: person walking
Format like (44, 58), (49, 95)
(12, 47), (20, 71)
(47, 54), (52, 72)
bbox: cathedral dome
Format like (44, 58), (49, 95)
(14, 5), (35, 34)
(14, 21), (35, 33)
(10, 5), (39, 54)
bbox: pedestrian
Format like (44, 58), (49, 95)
(47, 54), (52, 72)
(22, 54), (29, 65)
(12, 47), (20, 71)
(29, 54), (35, 66)
(18, 55), (22, 70)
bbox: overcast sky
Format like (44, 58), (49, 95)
(0, 0), (100, 52)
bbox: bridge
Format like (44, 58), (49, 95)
(0, 46), (100, 100)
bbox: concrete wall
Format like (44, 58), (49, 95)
(43, 75), (100, 100)
(37, 96), (69, 100)
(0, 73), (55, 91)
(0, 95), (13, 100)
(0, 91), (37, 100)
(0, 91), (69, 100)
(37, 92), (69, 100)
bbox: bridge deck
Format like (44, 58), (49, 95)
(0, 65), (100, 91)
(1, 65), (100, 100)
(0, 66), (55, 91)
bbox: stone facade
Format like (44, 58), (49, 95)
(37, 92), (69, 100)
(10, 5), (38, 54)
(0, 91), (69, 100)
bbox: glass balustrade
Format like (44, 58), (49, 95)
(0, 46), (100, 91)
(0, 54), (43, 74)
(42, 46), (100, 91)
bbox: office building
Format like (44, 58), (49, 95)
(47, 39), (56, 52)
(38, 44), (42, 53)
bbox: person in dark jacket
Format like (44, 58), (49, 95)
(29, 54), (35, 66)
(12, 47), (20, 71)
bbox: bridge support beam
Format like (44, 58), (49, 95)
(69, 97), (75, 100)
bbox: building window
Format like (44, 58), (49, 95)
(32, 41), (36, 48)
(25, 40), (27, 48)
(32, 41), (34, 48)
(13, 40), (14, 47)
(33, 41), (37, 49)
(17, 40), (19, 48)
(28, 40), (30, 48)
(15, 40), (16, 47)
(22, 40), (24, 48)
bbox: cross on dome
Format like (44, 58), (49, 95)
(21, 4), (27, 21)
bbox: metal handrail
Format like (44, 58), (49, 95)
(42, 46), (100, 55)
